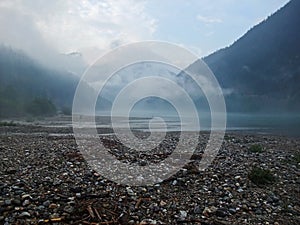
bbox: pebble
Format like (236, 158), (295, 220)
(203, 206), (217, 215)
(49, 203), (58, 209)
(216, 208), (228, 217)
(63, 205), (74, 214)
(194, 205), (202, 214)
(179, 210), (187, 219)
(242, 204), (249, 211)
(18, 211), (31, 218)
(229, 208), (237, 214)
(255, 209), (263, 215)
(75, 193), (81, 198)
(0, 125), (299, 224)
(21, 194), (32, 200)
(43, 200), (51, 207)
(22, 199), (30, 206)
(4, 199), (12, 206)
(126, 187), (136, 196)
(12, 198), (21, 206)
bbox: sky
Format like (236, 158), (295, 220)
(0, 0), (290, 66)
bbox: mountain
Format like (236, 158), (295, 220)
(0, 46), (79, 117)
(0, 46), (111, 118)
(203, 0), (300, 113)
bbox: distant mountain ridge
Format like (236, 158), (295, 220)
(203, 0), (300, 112)
(0, 46), (111, 117)
(0, 46), (80, 117)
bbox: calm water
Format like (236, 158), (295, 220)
(20, 113), (300, 137)
(226, 113), (300, 136)
(112, 113), (300, 137)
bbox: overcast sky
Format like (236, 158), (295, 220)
(0, 0), (289, 64)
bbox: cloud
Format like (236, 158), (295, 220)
(196, 15), (223, 24)
(0, 0), (157, 65)
(0, 6), (71, 70)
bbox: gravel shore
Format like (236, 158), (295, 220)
(0, 125), (299, 224)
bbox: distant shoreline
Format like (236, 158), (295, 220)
(1, 113), (300, 137)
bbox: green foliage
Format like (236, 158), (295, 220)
(249, 144), (264, 153)
(248, 167), (275, 185)
(25, 97), (57, 116)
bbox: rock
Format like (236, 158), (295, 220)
(22, 199), (30, 206)
(216, 208), (228, 217)
(237, 188), (244, 192)
(49, 203), (58, 209)
(4, 199), (11, 206)
(255, 209), (262, 215)
(271, 195), (280, 203)
(126, 187), (136, 196)
(179, 210), (187, 219)
(18, 211), (31, 218)
(50, 213), (60, 219)
(37, 205), (45, 211)
(43, 200), (51, 207)
(159, 200), (167, 207)
(242, 204), (249, 211)
(229, 208), (237, 214)
(21, 194), (32, 200)
(266, 197), (273, 203)
(12, 198), (21, 206)
(6, 167), (17, 174)
(203, 206), (217, 216)
(139, 160), (147, 166)
(140, 219), (157, 224)
(63, 205), (74, 214)
(75, 193), (81, 198)
(194, 205), (202, 214)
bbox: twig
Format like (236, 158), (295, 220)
(87, 205), (95, 218)
(73, 215), (91, 224)
(93, 207), (102, 221)
(102, 207), (118, 216)
(135, 198), (143, 209)
(97, 221), (117, 225)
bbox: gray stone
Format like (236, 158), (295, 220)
(4, 199), (11, 206)
(216, 208), (228, 217)
(18, 211), (31, 218)
(22, 199), (30, 206)
(63, 205), (74, 214)
(229, 208), (237, 214)
(194, 205), (202, 214)
(43, 200), (51, 207)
